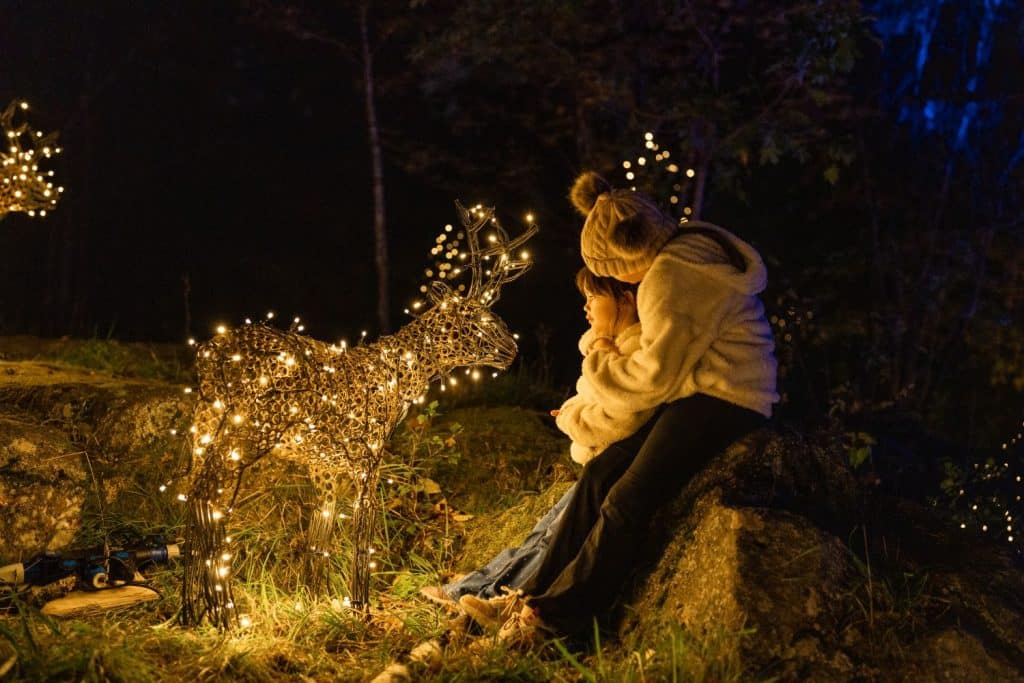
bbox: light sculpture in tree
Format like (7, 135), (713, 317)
(180, 203), (537, 627)
(0, 100), (63, 219)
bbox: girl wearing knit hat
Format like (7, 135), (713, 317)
(482, 171), (779, 646)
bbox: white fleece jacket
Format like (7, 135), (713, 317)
(556, 322), (656, 464)
(582, 221), (779, 419)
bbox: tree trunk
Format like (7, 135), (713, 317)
(360, 2), (390, 334)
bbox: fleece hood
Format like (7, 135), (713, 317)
(655, 221), (767, 296)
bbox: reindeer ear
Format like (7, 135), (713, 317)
(427, 280), (452, 303)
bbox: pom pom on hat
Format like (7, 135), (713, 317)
(573, 171), (678, 278)
(569, 171), (612, 217)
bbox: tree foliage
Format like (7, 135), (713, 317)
(407, 0), (867, 215)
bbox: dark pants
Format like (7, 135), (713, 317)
(520, 394), (764, 635)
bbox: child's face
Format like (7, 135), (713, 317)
(583, 289), (637, 335)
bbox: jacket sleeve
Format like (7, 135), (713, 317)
(582, 265), (734, 414)
(556, 379), (655, 449)
(570, 441), (598, 465)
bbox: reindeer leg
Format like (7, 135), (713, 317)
(180, 472), (238, 628)
(349, 470), (381, 612)
(304, 487), (337, 594)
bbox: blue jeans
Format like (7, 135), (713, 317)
(443, 482), (578, 600)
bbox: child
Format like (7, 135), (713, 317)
(420, 268), (652, 615)
(477, 171), (778, 645)
(556, 267), (654, 467)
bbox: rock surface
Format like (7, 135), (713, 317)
(0, 360), (192, 560)
(0, 416), (85, 557)
(465, 428), (1024, 680)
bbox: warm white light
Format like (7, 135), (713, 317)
(182, 201), (537, 618)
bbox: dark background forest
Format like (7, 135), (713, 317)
(1, 0), (1023, 456)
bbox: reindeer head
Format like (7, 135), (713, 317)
(421, 281), (518, 371)
(413, 202), (537, 375)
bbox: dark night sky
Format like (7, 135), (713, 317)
(0, 2), (583, 376)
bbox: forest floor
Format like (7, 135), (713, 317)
(0, 337), (1022, 682)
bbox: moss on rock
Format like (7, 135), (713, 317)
(0, 417), (86, 559)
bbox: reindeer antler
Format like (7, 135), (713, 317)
(456, 201), (538, 305)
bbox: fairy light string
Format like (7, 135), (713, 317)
(179, 202), (537, 627)
(0, 100), (63, 219)
(953, 417), (1023, 557)
(620, 131), (695, 222)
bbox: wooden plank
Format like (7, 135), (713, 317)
(41, 576), (159, 617)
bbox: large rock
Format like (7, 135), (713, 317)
(898, 629), (1024, 682)
(0, 360), (193, 553)
(0, 361), (192, 452)
(0, 417), (86, 559)
(462, 428), (1024, 680)
(615, 429), (1024, 680)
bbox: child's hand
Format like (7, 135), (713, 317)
(550, 409), (560, 417)
(586, 335), (618, 354)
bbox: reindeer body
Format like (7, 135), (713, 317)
(180, 204), (534, 627)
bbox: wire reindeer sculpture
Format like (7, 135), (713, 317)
(0, 100), (63, 220)
(179, 203), (537, 628)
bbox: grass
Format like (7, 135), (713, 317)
(0, 382), (757, 682)
(5, 342), (969, 681)
(48, 338), (190, 382)
(0, 335), (191, 382)
(839, 525), (946, 666)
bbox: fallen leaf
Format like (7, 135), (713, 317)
(420, 478), (442, 495)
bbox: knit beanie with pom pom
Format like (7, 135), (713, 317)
(570, 171), (678, 279)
